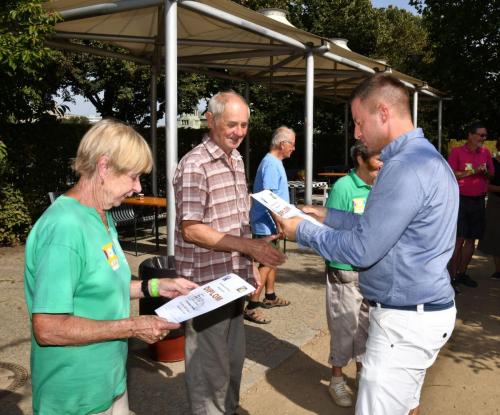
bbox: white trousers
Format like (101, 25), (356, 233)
(355, 304), (456, 415)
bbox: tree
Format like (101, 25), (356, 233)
(411, 0), (500, 137)
(0, 0), (61, 123)
(58, 43), (215, 127)
(232, 0), (432, 167)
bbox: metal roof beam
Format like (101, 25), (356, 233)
(178, 39), (294, 52)
(251, 72), (360, 83)
(178, 48), (288, 63)
(249, 54), (303, 79)
(53, 31), (155, 44)
(179, 0), (307, 51)
(58, 0), (162, 21)
(45, 40), (151, 65)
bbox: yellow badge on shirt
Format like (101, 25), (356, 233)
(352, 198), (366, 214)
(102, 242), (120, 271)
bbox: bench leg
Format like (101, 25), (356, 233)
(134, 219), (138, 256)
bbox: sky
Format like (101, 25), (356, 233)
(62, 1), (418, 116)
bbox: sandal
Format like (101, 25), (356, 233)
(243, 308), (271, 324)
(261, 296), (290, 308)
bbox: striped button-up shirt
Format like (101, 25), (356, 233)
(173, 135), (252, 284)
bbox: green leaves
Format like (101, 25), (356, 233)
(0, 0), (62, 123)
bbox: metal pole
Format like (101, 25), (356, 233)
(244, 83), (250, 182)
(412, 90), (419, 127)
(165, 0), (177, 258)
(438, 99), (443, 154)
(344, 103), (349, 166)
(179, 0), (306, 51)
(150, 63), (158, 196)
(59, 0), (163, 20)
(304, 50), (314, 205)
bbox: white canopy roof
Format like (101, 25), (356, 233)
(44, 0), (444, 100)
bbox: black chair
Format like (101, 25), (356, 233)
(110, 205), (140, 256)
(110, 205), (161, 256)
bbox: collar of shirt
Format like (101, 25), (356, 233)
(348, 169), (371, 189)
(380, 128), (425, 163)
(461, 144), (482, 154)
(202, 134), (243, 162)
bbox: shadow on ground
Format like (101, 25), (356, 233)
(441, 260), (500, 374)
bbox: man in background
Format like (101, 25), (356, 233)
(324, 142), (382, 407)
(448, 122), (494, 290)
(245, 126), (295, 324)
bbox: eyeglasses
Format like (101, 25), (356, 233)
(282, 140), (295, 147)
(474, 133), (488, 138)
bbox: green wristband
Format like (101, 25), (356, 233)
(149, 278), (160, 298)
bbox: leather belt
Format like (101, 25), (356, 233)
(367, 300), (455, 312)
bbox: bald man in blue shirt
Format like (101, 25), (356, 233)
(274, 74), (458, 415)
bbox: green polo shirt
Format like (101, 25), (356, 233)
(325, 170), (372, 271)
(24, 195), (131, 415)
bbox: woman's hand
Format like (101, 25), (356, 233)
(158, 277), (198, 298)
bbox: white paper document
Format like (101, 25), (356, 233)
(155, 273), (255, 323)
(251, 189), (324, 227)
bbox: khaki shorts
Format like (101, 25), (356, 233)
(325, 267), (369, 367)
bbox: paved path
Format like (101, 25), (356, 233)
(1, 236), (499, 414)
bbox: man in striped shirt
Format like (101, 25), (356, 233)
(173, 90), (286, 415)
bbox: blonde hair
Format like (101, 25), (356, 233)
(73, 119), (153, 177)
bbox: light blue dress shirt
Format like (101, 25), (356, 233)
(297, 129), (458, 306)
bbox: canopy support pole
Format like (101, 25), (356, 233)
(150, 42), (159, 196)
(244, 83), (250, 181)
(165, 0), (177, 258)
(304, 50), (314, 205)
(412, 90), (419, 127)
(438, 99), (443, 154)
(344, 103), (349, 166)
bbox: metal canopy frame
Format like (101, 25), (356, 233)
(44, 0), (447, 258)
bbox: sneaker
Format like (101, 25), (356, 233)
(456, 273), (478, 288)
(329, 379), (353, 407)
(489, 272), (500, 280)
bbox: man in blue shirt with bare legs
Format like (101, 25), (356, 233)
(274, 74), (458, 415)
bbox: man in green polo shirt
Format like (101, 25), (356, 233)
(325, 142), (382, 408)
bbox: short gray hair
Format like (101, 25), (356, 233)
(206, 90), (249, 119)
(271, 126), (295, 148)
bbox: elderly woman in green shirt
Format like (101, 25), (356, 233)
(24, 119), (197, 415)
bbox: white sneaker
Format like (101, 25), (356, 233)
(329, 379), (353, 407)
